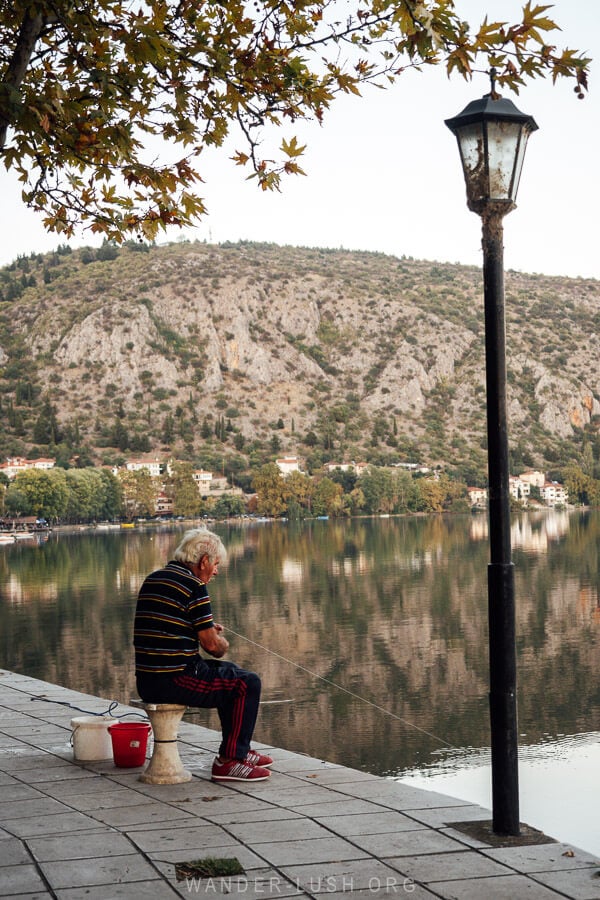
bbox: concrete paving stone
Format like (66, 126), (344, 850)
(32, 776), (129, 799)
(39, 853), (161, 890)
(118, 816), (198, 834)
(0, 773), (20, 786)
(28, 830), (136, 862)
(208, 807), (303, 825)
(136, 795), (282, 823)
(391, 850), (515, 883)
(322, 886), (438, 899)
(99, 771), (161, 788)
(283, 768), (378, 786)
(293, 798), (390, 818)
(226, 818), (339, 845)
(25, 737), (73, 751)
(181, 739), (222, 753)
(153, 844), (269, 870)
(131, 779), (267, 803)
(0, 863), (48, 894)
(57, 788), (156, 812)
(314, 811), (429, 837)
(0, 736), (27, 749)
(86, 800), (198, 828)
(0, 894), (54, 899)
(358, 828), (469, 859)
(127, 824), (241, 853)
(2, 724), (69, 736)
(438, 827), (495, 850)
(2, 703), (63, 715)
(332, 781), (474, 812)
(531, 866), (600, 898)
(183, 761), (218, 778)
(75, 760), (139, 776)
(257, 748), (312, 762)
(269, 756), (344, 773)
(404, 804), (491, 829)
(55, 881), (181, 900)
(0, 784), (48, 803)
(247, 835), (370, 867)
(130, 779), (273, 817)
(0, 796), (76, 820)
(4, 811), (101, 839)
(0, 837), (32, 866)
(179, 756), (215, 772)
(428, 873), (570, 898)
(11, 764), (100, 783)
(0, 752), (71, 771)
(153, 863), (301, 900)
(232, 783), (345, 808)
(482, 843), (600, 873)
(280, 858), (413, 893)
(0, 713), (38, 724)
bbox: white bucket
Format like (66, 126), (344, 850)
(70, 716), (118, 761)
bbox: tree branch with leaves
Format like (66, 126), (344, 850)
(0, 1), (590, 241)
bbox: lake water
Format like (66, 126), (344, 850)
(1, 511), (599, 856)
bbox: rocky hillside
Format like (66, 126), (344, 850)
(1, 240), (599, 481)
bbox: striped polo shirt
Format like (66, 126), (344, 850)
(133, 560), (214, 674)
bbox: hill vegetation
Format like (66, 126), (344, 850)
(1, 240), (599, 492)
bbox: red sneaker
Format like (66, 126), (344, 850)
(211, 758), (271, 782)
(245, 750), (273, 768)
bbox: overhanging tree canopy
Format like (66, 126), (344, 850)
(0, 1), (590, 240)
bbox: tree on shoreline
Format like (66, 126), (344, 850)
(0, 2), (589, 241)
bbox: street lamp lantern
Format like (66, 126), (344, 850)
(445, 77), (538, 215)
(445, 77), (538, 837)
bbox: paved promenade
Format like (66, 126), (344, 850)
(1, 669), (599, 900)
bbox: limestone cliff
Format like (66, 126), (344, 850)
(0, 241), (598, 472)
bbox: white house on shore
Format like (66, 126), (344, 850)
(540, 481), (569, 507)
(192, 469), (213, 492)
(519, 470), (546, 489)
(276, 457), (302, 477)
(468, 469), (569, 509)
(125, 457), (162, 478)
(467, 487), (488, 507)
(0, 457), (56, 479)
(509, 475), (530, 501)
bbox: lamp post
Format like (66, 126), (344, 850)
(445, 74), (538, 836)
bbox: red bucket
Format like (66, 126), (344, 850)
(108, 722), (152, 768)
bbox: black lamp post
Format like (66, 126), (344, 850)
(445, 75), (538, 836)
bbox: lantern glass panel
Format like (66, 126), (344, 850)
(454, 122), (487, 207)
(486, 120), (522, 200)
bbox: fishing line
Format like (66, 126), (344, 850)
(227, 627), (453, 749)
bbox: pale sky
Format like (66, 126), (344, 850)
(1, 0), (598, 279)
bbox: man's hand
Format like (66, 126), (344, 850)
(198, 625), (229, 659)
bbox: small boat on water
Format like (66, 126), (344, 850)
(0, 533), (16, 544)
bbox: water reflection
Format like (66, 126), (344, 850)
(401, 730), (600, 855)
(1, 512), (599, 785)
(470, 508), (572, 551)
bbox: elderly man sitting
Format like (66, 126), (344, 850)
(133, 527), (272, 782)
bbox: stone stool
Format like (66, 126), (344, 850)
(130, 701), (192, 784)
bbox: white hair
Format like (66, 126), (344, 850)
(173, 528), (227, 566)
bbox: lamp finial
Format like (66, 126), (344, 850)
(489, 67), (498, 98)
